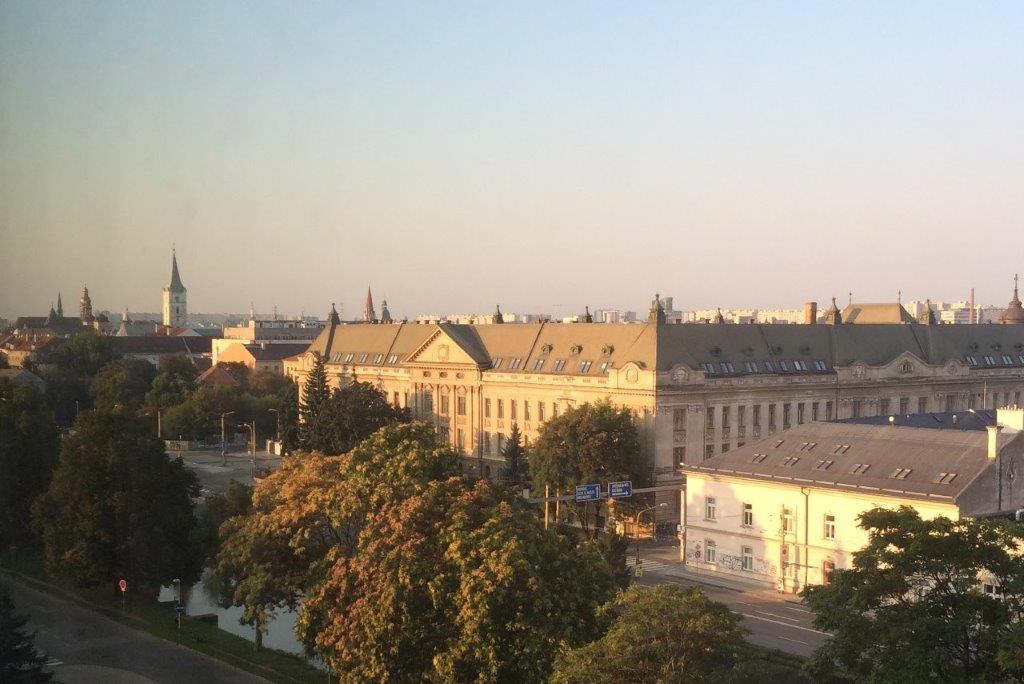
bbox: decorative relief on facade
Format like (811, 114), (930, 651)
(437, 344), (450, 361)
(672, 367), (689, 384)
(626, 368), (639, 383)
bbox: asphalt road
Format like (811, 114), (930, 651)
(171, 449), (282, 496)
(633, 546), (829, 657)
(5, 578), (265, 683)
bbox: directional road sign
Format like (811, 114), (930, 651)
(118, 579), (127, 592)
(574, 484), (601, 502)
(609, 481), (633, 499)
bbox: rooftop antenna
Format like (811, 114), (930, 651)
(848, 291), (852, 306)
(897, 289), (901, 305)
(971, 287), (976, 325)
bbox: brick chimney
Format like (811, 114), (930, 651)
(804, 301), (818, 324)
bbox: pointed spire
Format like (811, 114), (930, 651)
(363, 286), (377, 323)
(79, 285), (94, 323)
(56, 292), (63, 318)
(122, 307), (132, 324)
(824, 297), (843, 325)
(494, 304), (504, 324)
(167, 249), (186, 292)
(328, 302), (341, 325)
(381, 298), (393, 323)
(582, 306), (593, 323)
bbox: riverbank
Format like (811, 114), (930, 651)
(0, 547), (323, 684)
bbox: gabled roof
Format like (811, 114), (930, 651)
(196, 363), (240, 387)
(683, 422), (1007, 503)
(840, 302), (915, 324)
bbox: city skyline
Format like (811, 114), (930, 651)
(3, 3), (1023, 318)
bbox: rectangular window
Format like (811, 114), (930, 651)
(752, 453), (768, 463)
(781, 456), (799, 466)
(742, 503), (753, 527)
(794, 360), (808, 371)
(393, 391), (399, 406)
(423, 392), (433, 413)
(890, 467), (912, 480)
(705, 497), (716, 520)
(850, 463), (870, 475)
(720, 361), (735, 373)
(510, 400), (517, 421)
(496, 433), (505, 452)
(744, 361), (758, 373)
(742, 546), (754, 571)
(532, 359), (545, 371)
(812, 403), (819, 421)
(826, 401), (834, 421)
(524, 401), (531, 421)
(674, 408), (687, 430)
(851, 400), (862, 418)
(484, 398), (491, 418)
(579, 361), (592, 373)
(899, 397), (909, 414)
(722, 406), (731, 429)
(880, 398), (891, 416)
(456, 395), (466, 416)
(918, 396), (927, 413)
(440, 394), (449, 416)
(497, 399), (504, 419)
(814, 460), (834, 471)
(538, 402), (545, 421)
(456, 428), (465, 450)
(768, 404), (777, 429)
(483, 432), (491, 455)
(706, 407), (715, 429)
(753, 405), (761, 428)
(737, 405), (746, 427)
(552, 403), (559, 418)
(553, 359), (566, 372)
(705, 540), (716, 563)
(783, 404), (791, 429)
(673, 446), (687, 465)
(704, 444), (714, 460)
(813, 360), (828, 371)
(782, 508), (794, 534)
(824, 515), (836, 540)
(797, 403), (805, 424)
(721, 443), (730, 453)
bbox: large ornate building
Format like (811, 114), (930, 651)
(284, 290), (1024, 521)
(162, 250), (188, 327)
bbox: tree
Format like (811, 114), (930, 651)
(501, 422), (527, 486)
(193, 480), (253, 563)
(0, 381), (59, 546)
(529, 401), (646, 533)
(32, 409), (202, 590)
(31, 335), (120, 425)
(298, 352), (330, 428)
(217, 422), (616, 676)
(552, 584), (748, 684)
(802, 507), (1024, 682)
(89, 357), (156, 412)
(145, 354), (197, 410)
(301, 380), (409, 455)
(0, 582), (52, 683)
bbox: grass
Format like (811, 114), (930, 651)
(1, 547), (324, 684)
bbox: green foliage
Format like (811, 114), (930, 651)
(193, 480), (253, 563)
(501, 422), (528, 486)
(0, 582), (52, 682)
(802, 506), (1024, 682)
(145, 354), (197, 410)
(0, 381), (59, 546)
(32, 335), (120, 425)
(589, 532), (631, 591)
(298, 352), (330, 427)
(89, 357), (157, 411)
(32, 409), (202, 590)
(552, 584), (748, 684)
(300, 380), (409, 455)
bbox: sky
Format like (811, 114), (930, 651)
(2, 2), (1023, 321)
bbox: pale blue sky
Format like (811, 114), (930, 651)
(2, 2), (1022, 320)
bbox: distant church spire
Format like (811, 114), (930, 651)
(363, 286), (377, 323)
(494, 304), (504, 324)
(162, 249), (188, 327)
(824, 297), (843, 325)
(79, 285), (94, 323)
(56, 292), (63, 318)
(380, 298), (393, 323)
(328, 302), (341, 325)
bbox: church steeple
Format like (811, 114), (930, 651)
(823, 297), (843, 325)
(56, 292), (63, 318)
(1000, 274), (1024, 324)
(162, 249), (188, 327)
(79, 285), (94, 323)
(363, 286), (377, 323)
(328, 302), (341, 325)
(380, 298), (393, 323)
(494, 304), (504, 324)
(582, 306), (593, 323)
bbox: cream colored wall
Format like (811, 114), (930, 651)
(683, 473), (959, 592)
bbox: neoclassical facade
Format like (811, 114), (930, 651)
(285, 299), (1024, 521)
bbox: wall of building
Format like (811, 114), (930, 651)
(683, 474), (959, 592)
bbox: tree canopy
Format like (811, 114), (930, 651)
(552, 584), (748, 684)
(502, 422), (528, 486)
(89, 357), (157, 412)
(30, 335), (119, 425)
(32, 409), (202, 589)
(145, 354), (198, 410)
(217, 422), (617, 678)
(0, 381), (59, 546)
(299, 380), (409, 455)
(802, 506), (1024, 682)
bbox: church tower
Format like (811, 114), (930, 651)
(79, 286), (94, 324)
(162, 250), (188, 327)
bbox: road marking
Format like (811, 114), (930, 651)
(777, 636), (809, 646)
(782, 605), (812, 614)
(755, 610), (801, 623)
(740, 613), (830, 636)
(45, 659), (63, 666)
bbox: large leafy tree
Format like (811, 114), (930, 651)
(802, 507), (1024, 682)
(0, 582), (52, 683)
(0, 381), (59, 546)
(145, 354), (197, 410)
(89, 357), (157, 412)
(217, 422), (616, 677)
(552, 584), (747, 683)
(32, 409), (202, 590)
(301, 380), (409, 455)
(529, 401), (646, 533)
(30, 335), (120, 425)
(192, 480), (253, 563)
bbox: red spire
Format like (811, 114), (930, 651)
(364, 286), (377, 322)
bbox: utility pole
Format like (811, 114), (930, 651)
(250, 421), (257, 478)
(157, 409), (162, 439)
(220, 411), (235, 466)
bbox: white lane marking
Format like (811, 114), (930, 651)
(45, 659), (63, 666)
(782, 604), (811, 613)
(755, 610), (801, 623)
(740, 613), (830, 636)
(776, 636), (809, 646)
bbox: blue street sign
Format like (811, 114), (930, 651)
(174, 603), (185, 614)
(609, 481), (633, 499)
(574, 484), (601, 502)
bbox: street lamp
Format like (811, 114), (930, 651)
(220, 411), (235, 466)
(173, 578), (182, 630)
(268, 408), (280, 443)
(248, 421), (257, 478)
(635, 502), (668, 569)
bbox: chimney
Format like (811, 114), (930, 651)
(987, 425), (1001, 460)
(804, 301), (818, 324)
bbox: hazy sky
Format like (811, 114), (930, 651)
(2, 2), (1023, 321)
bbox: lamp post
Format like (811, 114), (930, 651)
(268, 408), (280, 444)
(635, 502), (668, 569)
(220, 411), (235, 466)
(173, 578), (182, 630)
(249, 420), (257, 478)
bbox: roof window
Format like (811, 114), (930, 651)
(374, 354), (384, 363)
(849, 463), (870, 475)
(763, 360), (775, 372)
(553, 359), (566, 371)
(358, 353), (368, 363)
(599, 361), (612, 373)
(720, 361), (735, 373)
(813, 360), (828, 371)
(774, 440), (785, 448)
(387, 354), (399, 364)
(781, 456), (800, 467)
(814, 460), (834, 471)
(532, 359), (545, 371)
(832, 444), (851, 455)
(701, 362), (717, 374)
(984, 355), (996, 366)
(491, 358), (503, 369)
(343, 353), (354, 363)
(793, 360), (808, 371)
(965, 355), (978, 366)
(777, 360), (790, 372)
(744, 361), (758, 373)
(933, 472), (958, 484)
(508, 358), (522, 370)
(752, 453), (768, 464)
(579, 361), (593, 373)
(890, 467), (913, 480)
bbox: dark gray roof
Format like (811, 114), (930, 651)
(682, 422), (1006, 503)
(167, 252), (186, 292)
(836, 411), (994, 431)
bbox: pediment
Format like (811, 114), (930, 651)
(405, 328), (483, 366)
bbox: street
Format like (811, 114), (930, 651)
(5, 578), (265, 683)
(171, 448), (281, 496)
(633, 544), (829, 657)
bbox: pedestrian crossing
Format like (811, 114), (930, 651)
(625, 558), (674, 573)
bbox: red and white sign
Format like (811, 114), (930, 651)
(118, 579), (127, 592)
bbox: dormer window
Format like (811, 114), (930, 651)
(781, 456), (799, 466)
(599, 361), (612, 373)
(743, 361), (758, 373)
(813, 360), (828, 371)
(793, 360), (808, 371)
(752, 453), (768, 463)
(374, 354), (384, 363)
(553, 359), (566, 371)
(890, 467), (912, 480)
(532, 359), (545, 371)
(777, 360), (790, 372)
(763, 360), (775, 372)
(508, 358), (522, 370)
(358, 353), (368, 363)
(343, 353), (354, 363)
(983, 355), (996, 366)
(933, 472), (958, 484)
(579, 361), (593, 372)
(965, 355), (978, 366)
(701, 362), (717, 374)
(849, 463), (870, 475)
(491, 358), (503, 369)
(1003, 355), (1014, 365)
(720, 361), (735, 373)
(387, 354), (399, 364)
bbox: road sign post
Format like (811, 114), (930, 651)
(609, 481), (633, 499)
(118, 579), (127, 610)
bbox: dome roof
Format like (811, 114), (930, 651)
(1001, 275), (1024, 324)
